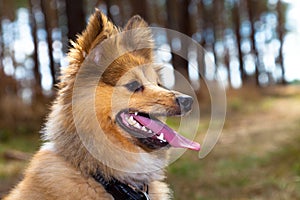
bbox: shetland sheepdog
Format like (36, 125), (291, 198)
(5, 10), (200, 200)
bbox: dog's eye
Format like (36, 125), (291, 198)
(158, 82), (169, 90)
(125, 81), (144, 92)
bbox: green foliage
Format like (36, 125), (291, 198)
(15, 0), (28, 8)
(0, 133), (39, 154)
(0, 133), (39, 181)
(291, 80), (300, 85)
(228, 97), (243, 111)
(0, 130), (10, 142)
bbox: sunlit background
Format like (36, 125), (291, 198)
(281, 0), (300, 81)
(1, 0), (300, 104)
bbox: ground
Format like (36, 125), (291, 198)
(168, 86), (300, 200)
(1, 86), (300, 199)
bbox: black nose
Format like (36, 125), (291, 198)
(176, 96), (193, 113)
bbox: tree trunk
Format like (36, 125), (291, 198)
(65, 0), (85, 43)
(0, 0), (4, 68)
(276, 0), (286, 84)
(166, 0), (190, 91)
(0, 0), (5, 95)
(104, 0), (113, 22)
(130, 0), (148, 21)
(29, 0), (43, 97)
(247, 0), (260, 86)
(233, 0), (246, 81)
(212, 0), (222, 76)
(176, 0), (191, 79)
(41, 0), (58, 85)
(197, 0), (206, 79)
(2, 0), (16, 21)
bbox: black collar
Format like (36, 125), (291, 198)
(93, 173), (150, 200)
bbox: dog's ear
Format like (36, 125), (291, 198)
(124, 15), (149, 30)
(122, 15), (153, 60)
(68, 9), (118, 65)
(60, 9), (119, 87)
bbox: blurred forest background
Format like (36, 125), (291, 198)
(1, 0), (300, 199)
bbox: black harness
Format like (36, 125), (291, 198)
(93, 173), (150, 200)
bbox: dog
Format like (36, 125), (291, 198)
(4, 10), (200, 200)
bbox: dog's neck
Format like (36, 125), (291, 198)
(42, 100), (168, 186)
(93, 172), (150, 200)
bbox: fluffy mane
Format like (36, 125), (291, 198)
(42, 10), (165, 185)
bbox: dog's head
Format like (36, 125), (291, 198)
(59, 10), (199, 175)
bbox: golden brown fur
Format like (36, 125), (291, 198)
(4, 10), (184, 200)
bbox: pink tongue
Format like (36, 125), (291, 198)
(132, 115), (200, 151)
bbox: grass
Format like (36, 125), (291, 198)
(227, 95), (276, 115)
(167, 90), (300, 200)
(0, 131), (39, 179)
(168, 135), (300, 200)
(0, 128), (40, 153)
(0, 130), (40, 198)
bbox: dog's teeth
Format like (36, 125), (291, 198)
(134, 123), (142, 129)
(128, 121), (135, 126)
(141, 126), (147, 132)
(127, 116), (137, 125)
(157, 133), (167, 142)
(157, 133), (164, 140)
(134, 112), (138, 115)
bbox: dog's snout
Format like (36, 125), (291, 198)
(176, 96), (193, 113)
